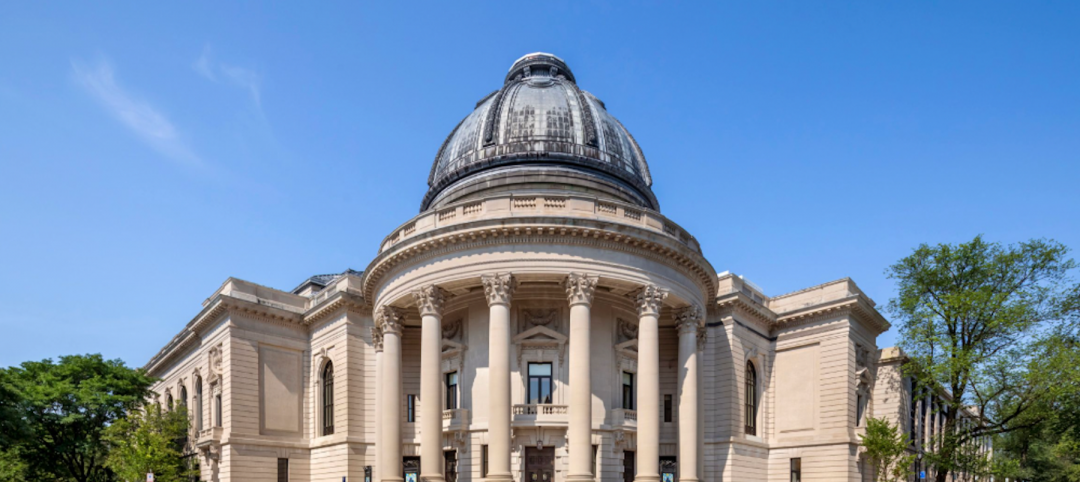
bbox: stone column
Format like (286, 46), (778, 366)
(565, 273), (599, 482)
(675, 306), (702, 482)
(414, 285), (448, 482)
(379, 306), (406, 482)
(482, 273), (516, 482)
(373, 325), (385, 482)
(635, 285), (667, 482)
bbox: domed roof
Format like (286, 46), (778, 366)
(422, 53), (657, 211)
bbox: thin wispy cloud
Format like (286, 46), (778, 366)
(71, 58), (201, 167)
(193, 45), (262, 107)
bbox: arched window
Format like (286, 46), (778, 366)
(745, 361), (757, 436)
(322, 361), (335, 436)
(195, 376), (204, 431)
(166, 393), (174, 409)
(179, 386), (187, 408)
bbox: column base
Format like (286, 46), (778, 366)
(483, 474), (514, 482)
(566, 474), (595, 482)
(677, 478), (699, 482)
(633, 476), (660, 482)
(381, 478), (404, 482)
(421, 475), (445, 482)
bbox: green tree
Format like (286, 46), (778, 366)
(887, 236), (1080, 482)
(0, 354), (154, 482)
(0, 447), (28, 482)
(105, 403), (195, 482)
(860, 417), (915, 482)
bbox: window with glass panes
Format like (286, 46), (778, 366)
(446, 372), (459, 410)
(528, 363), (553, 404)
(622, 372), (634, 410)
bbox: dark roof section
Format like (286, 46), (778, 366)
(291, 269), (363, 295)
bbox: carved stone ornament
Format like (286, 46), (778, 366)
(413, 285), (448, 317)
(371, 325), (384, 352)
(208, 344), (224, 383)
(564, 273), (599, 306)
(481, 273), (516, 306)
(697, 328), (708, 351)
(635, 284), (668, 317)
(454, 431), (469, 453)
(377, 306), (406, 335)
(612, 430), (626, 454)
(856, 344), (870, 371)
(442, 318), (462, 341)
(523, 309), (557, 328)
(618, 318), (638, 341)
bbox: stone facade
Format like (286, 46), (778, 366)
(144, 53), (939, 482)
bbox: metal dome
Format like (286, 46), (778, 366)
(421, 53), (657, 211)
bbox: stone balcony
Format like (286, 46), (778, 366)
(195, 426), (222, 448)
(612, 408), (637, 429)
(443, 408), (469, 431)
(512, 404), (569, 427)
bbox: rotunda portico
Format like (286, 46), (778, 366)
(362, 53), (713, 482)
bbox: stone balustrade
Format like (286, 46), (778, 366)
(379, 194), (700, 254)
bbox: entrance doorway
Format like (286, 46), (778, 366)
(622, 451), (635, 482)
(524, 447), (554, 482)
(445, 450), (457, 482)
(403, 456), (420, 482)
(659, 456), (677, 482)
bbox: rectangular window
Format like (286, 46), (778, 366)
(215, 394), (222, 427)
(592, 444), (598, 476)
(446, 372), (459, 410)
(622, 372), (635, 410)
(856, 393), (864, 427)
(407, 394), (417, 423)
(481, 445), (488, 478)
(277, 458), (289, 482)
(909, 379), (919, 446)
(664, 394), (673, 422)
(528, 363), (553, 404)
(789, 458), (801, 482)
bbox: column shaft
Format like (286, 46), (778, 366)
(373, 327), (385, 482)
(380, 308), (405, 482)
(415, 286), (448, 482)
(676, 309), (701, 482)
(565, 274), (598, 482)
(482, 273), (516, 482)
(635, 286), (667, 482)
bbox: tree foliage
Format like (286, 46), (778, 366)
(887, 236), (1080, 482)
(0, 354), (155, 482)
(104, 403), (195, 482)
(860, 417), (915, 482)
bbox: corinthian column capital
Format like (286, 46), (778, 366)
(564, 273), (599, 307)
(412, 285), (448, 317)
(481, 273), (516, 307)
(636, 284), (668, 317)
(675, 305), (703, 334)
(371, 325), (384, 352)
(377, 305), (406, 335)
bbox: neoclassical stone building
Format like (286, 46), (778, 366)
(146, 53), (901, 482)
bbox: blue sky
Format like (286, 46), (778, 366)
(1, 2), (1078, 368)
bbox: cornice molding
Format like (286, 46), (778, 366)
(303, 291), (371, 327)
(360, 220), (716, 305)
(715, 292), (890, 337)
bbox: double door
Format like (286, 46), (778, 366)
(524, 447), (554, 482)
